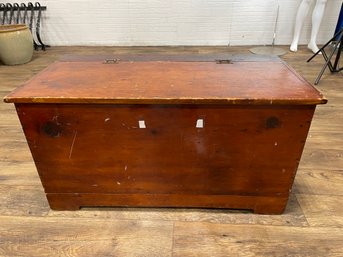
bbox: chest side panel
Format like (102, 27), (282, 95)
(16, 104), (315, 196)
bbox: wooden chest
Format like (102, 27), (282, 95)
(4, 56), (326, 214)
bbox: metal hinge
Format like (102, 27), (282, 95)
(215, 59), (233, 64)
(103, 58), (120, 64)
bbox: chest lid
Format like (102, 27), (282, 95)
(4, 59), (327, 105)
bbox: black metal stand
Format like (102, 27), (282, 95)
(307, 28), (343, 85)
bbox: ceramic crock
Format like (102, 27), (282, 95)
(0, 24), (33, 65)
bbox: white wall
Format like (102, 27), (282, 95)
(5, 0), (342, 46)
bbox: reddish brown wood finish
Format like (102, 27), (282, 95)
(4, 60), (327, 214)
(46, 193), (289, 215)
(4, 61), (326, 105)
(16, 103), (315, 214)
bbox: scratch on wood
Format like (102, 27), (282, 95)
(69, 130), (78, 159)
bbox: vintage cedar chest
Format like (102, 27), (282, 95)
(4, 56), (327, 214)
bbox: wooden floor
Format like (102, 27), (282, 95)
(0, 46), (342, 257)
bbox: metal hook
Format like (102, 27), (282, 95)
(21, 3), (28, 24)
(0, 3), (6, 25)
(28, 2), (34, 30)
(14, 3), (20, 24)
(6, 3), (13, 24)
(28, 2), (40, 50)
(35, 2), (47, 51)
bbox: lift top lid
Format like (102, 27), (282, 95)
(4, 58), (327, 105)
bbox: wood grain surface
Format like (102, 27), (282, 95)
(4, 60), (326, 105)
(4, 53), (326, 214)
(0, 46), (342, 257)
(17, 104), (313, 196)
(173, 221), (343, 257)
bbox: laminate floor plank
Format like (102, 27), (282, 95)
(0, 216), (173, 257)
(0, 162), (41, 186)
(298, 148), (343, 171)
(172, 221), (343, 257)
(305, 132), (343, 150)
(296, 194), (343, 228)
(0, 185), (49, 217)
(295, 169), (343, 195)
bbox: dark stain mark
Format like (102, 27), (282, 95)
(42, 121), (61, 137)
(151, 129), (158, 135)
(266, 116), (281, 129)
